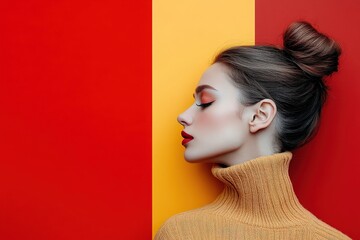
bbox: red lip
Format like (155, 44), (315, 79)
(181, 131), (194, 146)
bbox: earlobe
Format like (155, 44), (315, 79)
(249, 99), (277, 133)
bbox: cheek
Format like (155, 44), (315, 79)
(196, 110), (240, 129)
(196, 112), (222, 127)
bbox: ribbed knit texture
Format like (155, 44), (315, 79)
(155, 152), (350, 240)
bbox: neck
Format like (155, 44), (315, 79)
(214, 134), (276, 167)
(210, 152), (309, 227)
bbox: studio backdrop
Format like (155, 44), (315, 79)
(0, 0), (358, 239)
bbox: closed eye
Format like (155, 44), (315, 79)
(196, 101), (214, 109)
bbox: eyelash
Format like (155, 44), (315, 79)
(196, 101), (214, 109)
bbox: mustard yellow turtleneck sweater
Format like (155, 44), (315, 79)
(155, 152), (350, 240)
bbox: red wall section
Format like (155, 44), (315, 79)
(256, 1), (359, 238)
(0, 1), (151, 239)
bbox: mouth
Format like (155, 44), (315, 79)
(181, 131), (194, 146)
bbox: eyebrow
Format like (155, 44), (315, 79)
(195, 85), (217, 94)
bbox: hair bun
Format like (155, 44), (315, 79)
(283, 21), (341, 78)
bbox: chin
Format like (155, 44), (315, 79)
(184, 154), (202, 163)
(184, 146), (241, 164)
(184, 152), (208, 163)
(184, 150), (222, 164)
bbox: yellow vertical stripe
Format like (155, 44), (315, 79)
(153, 0), (255, 236)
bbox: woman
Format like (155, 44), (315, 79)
(155, 22), (350, 239)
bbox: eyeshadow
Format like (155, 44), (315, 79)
(199, 91), (215, 103)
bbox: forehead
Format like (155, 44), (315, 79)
(198, 63), (237, 92)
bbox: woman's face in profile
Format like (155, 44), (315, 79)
(177, 63), (252, 164)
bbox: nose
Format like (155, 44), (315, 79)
(177, 106), (194, 126)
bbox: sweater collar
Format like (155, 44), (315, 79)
(211, 152), (309, 227)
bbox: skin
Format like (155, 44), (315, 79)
(177, 63), (279, 167)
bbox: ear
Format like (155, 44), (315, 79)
(249, 99), (277, 133)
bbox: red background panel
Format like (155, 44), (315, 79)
(256, 0), (359, 238)
(0, 1), (151, 239)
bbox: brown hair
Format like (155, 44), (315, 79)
(214, 21), (341, 151)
